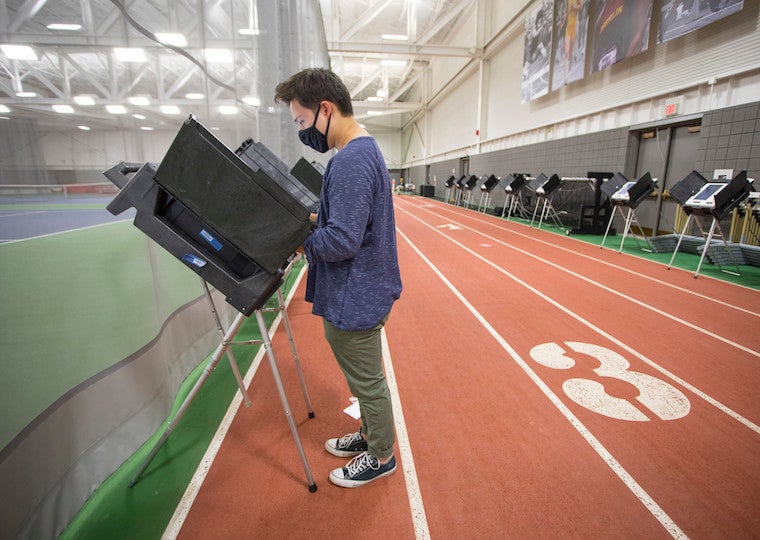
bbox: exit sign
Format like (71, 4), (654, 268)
(664, 96), (683, 117)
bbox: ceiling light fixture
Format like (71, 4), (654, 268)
(132, 114), (146, 120)
(1, 44), (38, 60)
(366, 96), (383, 102)
(52, 104), (75, 114)
(160, 105), (180, 115)
(47, 23), (83, 31)
(15, 91), (37, 97)
(114, 47), (147, 63)
(381, 34), (409, 41)
(238, 28), (260, 36)
(74, 95), (95, 105)
(367, 111), (384, 116)
(0, 105), (10, 113)
(140, 126), (154, 131)
(219, 105), (238, 115)
(78, 125), (90, 130)
(380, 59), (407, 67)
(128, 96), (150, 106)
(242, 96), (260, 106)
(185, 93), (204, 100)
(204, 48), (233, 63)
(155, 33), (187, 47)
(106, 105), (127, 114)
(376, 88), (388, 97)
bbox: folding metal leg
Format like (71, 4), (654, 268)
(600, 206), (620, 249)
(694, 217), (741, 278)
(129, 311), (249, 488)
(254, 309), (317, 491)
(668, 214), (693, 270)
(129, 282), (317, 491)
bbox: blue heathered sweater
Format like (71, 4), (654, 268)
(303, 136), (402, 331)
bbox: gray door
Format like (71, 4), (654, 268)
(634, 123), (700, 235)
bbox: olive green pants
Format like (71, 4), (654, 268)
(323, 314), (395, 459)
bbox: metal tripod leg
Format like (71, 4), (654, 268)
(129, 312), (248, 487)
(202, 280), (251, 407)
(600, 205), (619, 249)
(275, 288), (314, 417)
(668, 214), (693, 269)
(695, 218), (741, 278)
(254, 309), (317, 492)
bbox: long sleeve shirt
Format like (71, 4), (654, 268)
(303, 136), (402, 331)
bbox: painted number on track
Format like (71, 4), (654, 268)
(529, 342), (690, 421)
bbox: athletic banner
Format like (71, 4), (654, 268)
(551, 0), (592, 90)
(591, 0), (654, 73)
(658, 0), (744, 44)
(522, 0), (554, 103)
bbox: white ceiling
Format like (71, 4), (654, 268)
(0, 0), (479, 131)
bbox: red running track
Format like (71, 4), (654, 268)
(170, 195), (760, 539)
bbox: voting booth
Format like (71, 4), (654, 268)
(104, 115), (319, 491)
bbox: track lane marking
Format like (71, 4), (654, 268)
(382, 328), (430, 540)
(395, 225), (688, 539)
(403, 197), (760, 316)
(397, 199), (760, 357)
(395, 204), (760, 435)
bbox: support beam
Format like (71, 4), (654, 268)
(341, 0), (393, 42)
(8, 0), (48, 33)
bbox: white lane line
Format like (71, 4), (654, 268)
(398, 200), (760, 358)
(163, 265), (307, 540)
(395, 205), (760, 435)
(395, 226), (688, 539)
(0, 218), (133, 245)
(381, 328), (431, 540)
(0, 210), (47, 218)
(408, 198), (760, 316)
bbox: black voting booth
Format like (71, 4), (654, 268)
(459, 175), (479, 208)
(500, 173), (529, 219)
(444, 175), (457, 203)
(600, 172), (656, 252)
(667, 170), (754, 277)
(105, 116), (320, 491)
(529, 173), (563, 229)
(477, 174), (498, 213)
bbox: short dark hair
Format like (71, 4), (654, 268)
(274, 67), (353, 116)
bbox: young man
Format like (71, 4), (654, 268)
(274, 68), (402, 488)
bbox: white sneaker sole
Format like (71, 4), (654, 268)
(328, 464), (396, 488)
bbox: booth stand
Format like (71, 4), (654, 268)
(500, 174), (529, 219)
(103, 115), (319, 491)
(667, 170), (753, 278)
(600, 172), (656, 253)
(477, 175), (499, 213)
(444, 176), (457, 203)
(529, 173), (564, 230)
(128, 273), (317, 491)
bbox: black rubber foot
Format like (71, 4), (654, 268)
(308, 412), (315, 419)
(309, 483), (318, 493)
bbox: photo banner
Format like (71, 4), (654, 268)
(658, 0), (744, 44)
(591, 0), (654, 73)
(522, 0), (554, 103)
(551, 0), (592, 91)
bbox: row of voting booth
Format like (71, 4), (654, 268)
(105, 115), (321, 492)
(439, 168), (757, 278)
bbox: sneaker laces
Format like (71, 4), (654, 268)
(337, 432), (363, 449)
(344, 452), (379, 477)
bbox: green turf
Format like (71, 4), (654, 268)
(59, 263), (304, 540)
(529, 220), (760, 290)
(0, 221), (201, 450)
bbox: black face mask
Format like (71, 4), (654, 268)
(298, 106), (331, 153)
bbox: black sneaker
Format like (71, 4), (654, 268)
(325, 431), (368, 457)
(329, 452), (396, 488)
